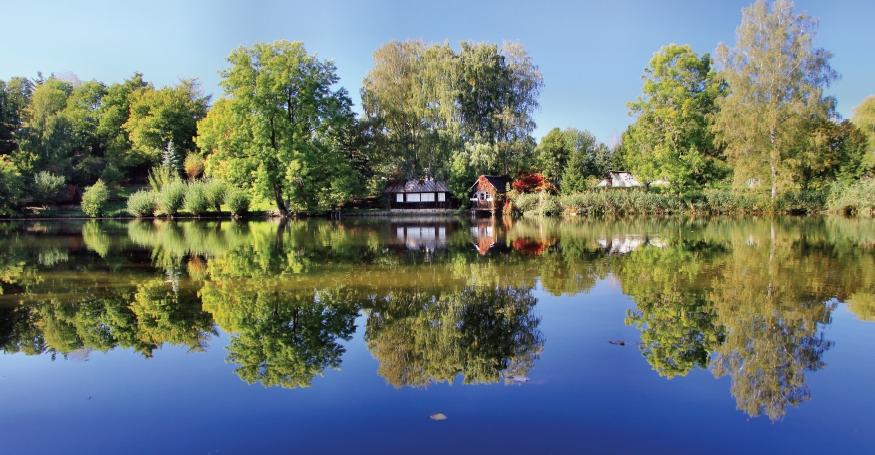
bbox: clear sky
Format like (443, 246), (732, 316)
(1, 0), (872, 143)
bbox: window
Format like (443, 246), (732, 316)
(407, 193), (421, 202)
(438, 192), (445, 202)
(396, 194), (404, 203)
(421, 192), (435, 202)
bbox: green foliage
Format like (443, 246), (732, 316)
(225, 189), (250, 217)
(851, 96), (875, 177)
(31, 171), (66, 205)
(714, 0), (838, 199)
(124, 78), (210, 168)
(625, 44), (726, 190)
(157, 179), (186, 216)
(126, 189), (157, 217)
(827, 180), (875, 215)
(508, 187), (838, 217)
(99, 73), (154, 172)
(360, 39), (543, 183)
(184, 181), (210, 216)
(852, 96), (875, 153)
(99, 165), (124, 187)
(0, 158), (24, 215)
(147, 165), (176, 192)
(81, 179), (110, 217)
(203, 179), (226, 213)
(198, 40), (357, 216)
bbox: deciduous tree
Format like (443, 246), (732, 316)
(713, 0), (837, 199)
(198, 40), (356, 216)
(625, 44), (726, 191)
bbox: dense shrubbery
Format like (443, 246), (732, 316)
(0, 159), (24, 215)
(81, 180), (110, 217)
(126, 179), (249, 218)
(127, 190), (157, 217)
(507, 185), (871, 217)
(31, 171), (66, 205)
(158, 179), (187, 216)
(225, 189), (250, 217)
(204, 180), (226, 213)
(184, 181), (210, 216)
(827, 181), (875, 215)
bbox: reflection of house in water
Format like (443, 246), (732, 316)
(598, 235), (665, 254)
(470, 217), (508, 255)
(388, 219), (457, 252)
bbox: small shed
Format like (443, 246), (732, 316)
(597, 170), (641, 188)
(385, 179), (452, 209)
(469, 175), (510, 212)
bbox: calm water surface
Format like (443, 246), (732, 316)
(1, 216), (874, 454)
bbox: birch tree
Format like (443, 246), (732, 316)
(713, 0), (837, 199)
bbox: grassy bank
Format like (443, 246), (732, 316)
(507, 181), (875, 217)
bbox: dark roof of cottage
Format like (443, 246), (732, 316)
(470, 175), (510, 194)
(385, 180), (451, 193)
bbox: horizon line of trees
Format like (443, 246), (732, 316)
(2, 0), (874, 217)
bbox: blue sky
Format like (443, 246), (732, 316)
(1, 0), (872, 143)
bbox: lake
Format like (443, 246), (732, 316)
(1, 216), (874, 454)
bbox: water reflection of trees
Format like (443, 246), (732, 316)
(616, 218), (874, 420)
(364, 285), (544, 388)
(1, 216), (875, 418)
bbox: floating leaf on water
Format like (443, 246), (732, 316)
(608, 340), (625, 346)
(428, 413), (447, 420)
(508, 375), (531, 383)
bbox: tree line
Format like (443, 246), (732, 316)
(1, 0), (873, 217)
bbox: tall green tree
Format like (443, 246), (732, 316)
(198, 40), (356, 216)
(851, 96), (875, 176)
(0, 77), (33, 157)
(713, 0), (838, 199)
(98, 73), (153, 173)
(535, 128), (570, 183)
(124, 78), (210, 170)
(17, 78), (74, 175)
(625, 44), (726, 190)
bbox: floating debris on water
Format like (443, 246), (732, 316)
(508, 375), (531, 383)
(608, 340), (625, 346)
(428, 413), (447, 420)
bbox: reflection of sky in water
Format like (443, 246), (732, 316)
(3, 285), (874, 454)
(1, 218), (875, 453)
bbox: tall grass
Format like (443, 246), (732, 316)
(507, 184), (869, 217)
(827, 181), (875, 215)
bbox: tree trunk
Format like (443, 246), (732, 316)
(770, 164), (777, 201)
(273, 183), (289, 217)
(769, 128), (778, 201)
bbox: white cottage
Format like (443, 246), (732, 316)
(597, 170), (641, 188)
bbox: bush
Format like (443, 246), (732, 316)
(0, 159), (24, 215)
(204, 180), (227, 213)
(184, 154), (205, 181)
(81, 180), (110, 217)
(32, 171), (66, 205)
(158, 179), (187, 216)
(100, 165), (125, 187)
(184, 181), (210, 216)
(827, 181), (875, 215)
(225, 189), (250, 217)
(147, 165), (176, 192)
(127, 190), (157, 217)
